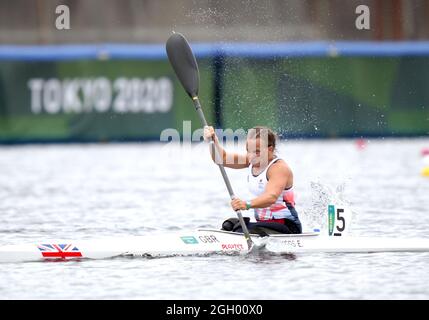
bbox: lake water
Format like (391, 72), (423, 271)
(1, 138), (429, 299)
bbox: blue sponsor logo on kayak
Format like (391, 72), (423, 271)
(180, 236), (199, 244)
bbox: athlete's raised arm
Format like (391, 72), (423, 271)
(203, 126), (249, 169)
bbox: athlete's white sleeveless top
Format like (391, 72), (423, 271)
(248, 157), (296, 221)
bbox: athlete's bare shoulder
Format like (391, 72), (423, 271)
(271, 159), (292, 172)
(267, 159), (293, 186)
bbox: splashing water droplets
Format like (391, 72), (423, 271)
(302, 181), (353, 234)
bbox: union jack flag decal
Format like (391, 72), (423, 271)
(37, 244), (83, 259)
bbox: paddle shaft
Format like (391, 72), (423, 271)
(192, 97), (253, 248)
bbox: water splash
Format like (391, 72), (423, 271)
(302, 181), (354, 233)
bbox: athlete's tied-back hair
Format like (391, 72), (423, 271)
(247, 126), (277, 149)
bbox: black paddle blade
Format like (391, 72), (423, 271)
(166, 32), (199, 98)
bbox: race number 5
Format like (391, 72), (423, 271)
(328, 205), (349, 236)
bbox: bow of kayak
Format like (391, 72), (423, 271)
(0, 229), (263, 263)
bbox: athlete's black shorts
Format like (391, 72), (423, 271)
(222, 214), (302, 235)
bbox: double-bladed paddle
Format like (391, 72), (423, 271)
(166, 32), (253, 250)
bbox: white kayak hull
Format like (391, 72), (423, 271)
(266, 233), (429, 253)
(0, 229), (253, 263)
(1, 229), (429, 263)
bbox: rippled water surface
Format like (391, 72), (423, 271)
(1, 138), (429, 299)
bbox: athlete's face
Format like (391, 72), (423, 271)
(246, 138), (273, 167)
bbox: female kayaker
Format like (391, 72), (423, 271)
(204, 126), (302, 234)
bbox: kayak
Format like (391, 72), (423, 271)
(1, 228), (429, 263)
